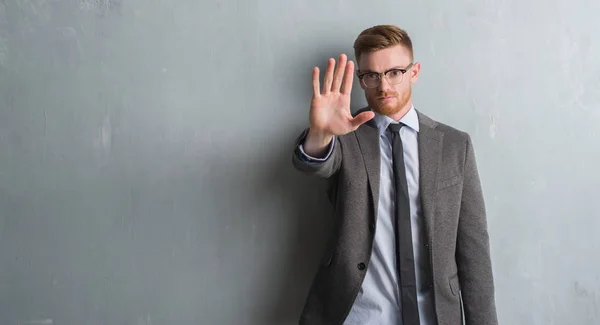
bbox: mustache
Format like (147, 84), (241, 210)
(376, 92), (398, 98)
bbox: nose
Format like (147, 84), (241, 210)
(377, 75), (393, 92)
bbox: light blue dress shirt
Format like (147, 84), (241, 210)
(298, 106), (436, 325)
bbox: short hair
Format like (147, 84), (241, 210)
(353, 25), (414, 64)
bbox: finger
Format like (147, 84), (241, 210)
(331, 54), (347, 92)
(341, 60), (355, 95)
(312, 67), (321, 98)
(322, 58), (335, 94)
(350, 111), (375, 129)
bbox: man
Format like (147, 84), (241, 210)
(292, 25), (498, 325)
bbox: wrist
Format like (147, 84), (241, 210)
(304, 128), (333, 157)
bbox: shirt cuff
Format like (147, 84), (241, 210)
(296, 130), (335, 162)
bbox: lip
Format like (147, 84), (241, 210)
(378, 96), (395, 101)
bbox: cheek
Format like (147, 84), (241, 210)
(394, 83), (410, 94)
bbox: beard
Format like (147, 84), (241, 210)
(367, 87), (412, 117)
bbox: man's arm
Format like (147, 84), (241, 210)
(291, 53), (373, 178)
(291, 128), (342, 179)
(456, 134), (498, 325)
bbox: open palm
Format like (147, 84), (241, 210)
(310, 54), (374, 136)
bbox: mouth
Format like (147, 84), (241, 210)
(377, 96), (395, 101)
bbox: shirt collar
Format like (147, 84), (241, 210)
(371, 104), (420, 136)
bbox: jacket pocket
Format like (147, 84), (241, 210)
(437, 175), (461, 191)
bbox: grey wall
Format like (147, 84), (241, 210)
(1, 0), (599, 324)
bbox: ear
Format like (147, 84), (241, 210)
(410, 62), (421, 84)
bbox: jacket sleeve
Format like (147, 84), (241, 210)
(456, 134), (499, 325)
(291, 128), (342, 179)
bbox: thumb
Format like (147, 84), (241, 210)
(350, 111), (375, 129)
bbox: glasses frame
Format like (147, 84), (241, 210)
(357, 62), (415, 88)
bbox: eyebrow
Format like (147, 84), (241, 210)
(358, 66), (407, 74)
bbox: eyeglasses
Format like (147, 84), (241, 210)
(357, 63), (414, 88)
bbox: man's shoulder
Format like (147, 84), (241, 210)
(418, 110), (471, 144)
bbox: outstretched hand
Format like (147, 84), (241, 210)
(309, 54), (374, 137)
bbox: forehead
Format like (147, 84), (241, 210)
(358, 45), (412, 72)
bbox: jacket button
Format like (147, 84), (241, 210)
(357, 263), (366, 270)
(369, 223), (375, 231)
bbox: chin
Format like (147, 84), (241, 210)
(370, 102), (402, 117)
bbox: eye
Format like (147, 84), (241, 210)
(388, 69), (403, 77)
(364, 73), (379, 80)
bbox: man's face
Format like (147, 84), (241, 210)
(357, 45), (420, 117)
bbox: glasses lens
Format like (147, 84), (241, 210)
(385, 69), (404, 85)
(362, 73), (380, 88)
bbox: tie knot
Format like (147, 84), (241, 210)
(388, 123), (404, 133)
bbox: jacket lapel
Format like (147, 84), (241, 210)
(354, 118), (381, 218)
(417, 111), (443, 244)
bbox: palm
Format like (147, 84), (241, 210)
(310, 90), (353, 135)
(309, 54), (374, 136)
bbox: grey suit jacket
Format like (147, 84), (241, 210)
(292, 108), (498, 325)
